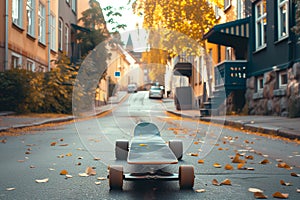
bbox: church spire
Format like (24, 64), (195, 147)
(126, 34), (133, 52)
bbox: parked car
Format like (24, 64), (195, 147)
(128, 84), (138, 93)
(149, 86), (164, 99)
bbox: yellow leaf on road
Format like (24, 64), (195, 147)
(272, 192), (289, 199)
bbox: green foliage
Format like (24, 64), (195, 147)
(0, 54), (79, 114)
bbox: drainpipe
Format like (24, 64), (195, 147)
(47, 0), (51, 71)
(5, 0), (9, 70)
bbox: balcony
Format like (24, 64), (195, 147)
(214, 60), (247, 91)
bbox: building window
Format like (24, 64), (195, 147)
(72, 0), (77, 12)
(257, 76), (264, 92)
(224, 0), (231, 10)
(26, 59), (35, 71)
(58, 19), (63, 51)
(11, 53), (22, 69)
(214, 5), (220, 19)
(278, 0), (289, 40)
(65, 24), (69, 55)
(50, 14), (56, 51)
(26, 0), (35, 36)
(279, 71), (288, 88)
(12, 0), (23, 27)
(237, 0), (245, 19)
(38, 3), (46, 44)
(225, 47), (233, 60)
(255, 0), (267, 50)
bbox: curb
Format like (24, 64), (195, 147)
(166, 110), (300, 140)
(0, 92), (129, 133)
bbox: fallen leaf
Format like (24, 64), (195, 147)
(1, 139), (7, 144)
(188, 153), (199, 157)
(237, 163), (246, 170)
(259, 159), (270, 165)
(6, 188), (16, 191)
(139, 143), (147, 147)
(30, 165), (35, 169)
(213, 163), (222, 168)
(247, 167), (255, 171)
(232, 154), (245, 163)
(60, 138), (64, 142)
(277, 162), (292, 170)
(276, 158), (283, 162)
(17, 160), (25, 163)
(218, 147), (223, 150)
(59, 144), (69, 147)
(78, 173), (89, 177)
(93, 157), (101, 161)
(60, 169), (68, 175)
(65, 174), (73, 178)
(95, 181), (101, 185)
(297, 188), (300, 193)
(245, 155), (254, 160)
(198, 159), (204, 164)
(35, 178), (49, 183)
(272, 192), (289, 199)
(195, 189), (206, 193)
(291, 172), (300, 177)
(224, 164), (234, 170)
(76, 162), (82, 166)
(97, 177), (107, 180)
(254, 192), (268, 199)
(85, 167), (96, 176)
(248, 188), (264, 193)
(220, 179), (232, 185)
(66, 153), (72, 157)
(280, 180), (292, 186)
(50, 142), (56, 146)
(57, 154), (64, 158)
(194, 141), (199, 145)
(48, 168), (55, 171)
(212, 179), (220, 186)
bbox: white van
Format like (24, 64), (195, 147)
(127, 84), (138, 93)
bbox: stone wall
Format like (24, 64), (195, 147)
(245, 62), (300, 117)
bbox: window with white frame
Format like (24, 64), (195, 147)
(26, 0), (35, 36)
(65, 24), (69, 54)
(11, 53), (22, 69)
(26, 59), (35, 71)
(279, 71), (288, 88)
(278, 0), (289, 40)
(255, 0), (267, 50)
(38, 3), (46, 44)
(225, 47), (233, 60)
(72, 0), (77, 12)
(224, 0), (231, 10)
(50, 14), (56, 51)
(237, 0), (245, 19)
(58, 19), (63, 51)
(257, 76), (264, 91)
(12, 0), (23, 27)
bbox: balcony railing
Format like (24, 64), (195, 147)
(214, 60), (247, 90)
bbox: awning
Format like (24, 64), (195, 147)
(173, 62), (192, 77)
(71, 23), (91, 32)
(203, 17), (250, 58)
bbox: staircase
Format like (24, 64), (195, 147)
(200, 89), (226, 117)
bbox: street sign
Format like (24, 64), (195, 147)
(114, 71), (121, 77)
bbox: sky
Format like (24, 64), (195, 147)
(98, 0), (146, 49)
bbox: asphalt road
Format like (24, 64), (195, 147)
(0, 91), (299, 199)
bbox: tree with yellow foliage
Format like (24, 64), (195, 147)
(130, 0), (219, 82)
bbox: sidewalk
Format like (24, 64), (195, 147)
(163, 98), (300, 140)
(0, 91), (128, 133)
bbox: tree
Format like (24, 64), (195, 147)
(77, 0), (109, 58)
(131, 0), (217, 82)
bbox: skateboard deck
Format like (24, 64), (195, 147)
(127, 122), (178, 164)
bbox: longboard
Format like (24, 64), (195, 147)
(127, 122), (178, 164)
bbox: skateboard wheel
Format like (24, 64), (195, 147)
(115, 140), (129, 160)
(169, 140), (183, 160)
(109, 165), (123, 190)
(179, 165), (194, 189)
